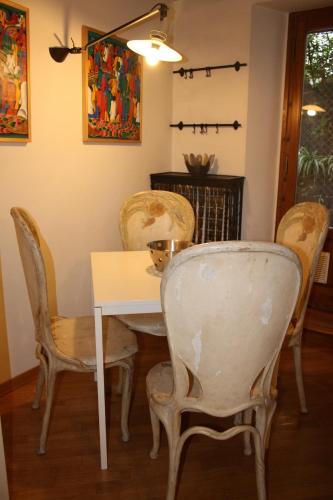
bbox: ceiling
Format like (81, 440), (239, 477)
(258, 0), (333, 12)
(171, 0), (333, 13)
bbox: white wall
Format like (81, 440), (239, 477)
(171, 0), (288, 240)
(0, 0), (173, 376)
(243, 5), (288, 240)
(1, 0), (289, 377)
(171, 0), (253, 177)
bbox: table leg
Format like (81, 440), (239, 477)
(94, 306), (108, 470)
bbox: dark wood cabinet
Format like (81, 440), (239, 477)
(150, 172), (245, 244)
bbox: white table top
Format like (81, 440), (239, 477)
(91, 251), (162, 315)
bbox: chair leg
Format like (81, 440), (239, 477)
(116, 366), (124, 395)
(120, 358), (134, 443)
(233, 411), (242, 425)
(243, 408), (253, 456)
(38, 365), (57, 455)
(254, 406), (267, 460)
(292, 343), (308, 414)
(253, 429), (267, 500)
(165, 412), (181, 500)
(32, 347), (48, 410)
(149, 406), (161, 459)
(264, 400), (277, 450)
(32, 364), (46, 410)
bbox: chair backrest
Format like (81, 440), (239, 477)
(161, 241), (302, 415)
(276, 202), (329, 322)
(119, 190), (195, 250)
(10, 208), (52, 343)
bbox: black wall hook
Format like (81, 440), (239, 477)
(173, 61), (247, 78)
(170, 121), (242, 132)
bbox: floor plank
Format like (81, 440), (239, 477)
(1, 331), (333, 499)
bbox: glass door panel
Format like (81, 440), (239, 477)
(276, 7), (333, 321)
(297, 30), (333, 227)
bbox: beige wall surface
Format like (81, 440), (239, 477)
(170, 0), (288, 240)
(0, 0), (173, 378)
(0, 259), (11, 384)
(1, 0), (290, 378)
(243, 5), (288, 240)
(171, 0), (253, 178)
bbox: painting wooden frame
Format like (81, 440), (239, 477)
(0, 0), (31, 142)
(82, 26), (142, 143)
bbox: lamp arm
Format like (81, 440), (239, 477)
(84, 3), (168, 50)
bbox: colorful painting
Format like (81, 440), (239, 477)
(0, 0), (30, 142)
(82, 26), (142, 142)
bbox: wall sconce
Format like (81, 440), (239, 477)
(49, 3), (182, 65)
(302, 104), (326, 117)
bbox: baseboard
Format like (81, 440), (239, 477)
(0, 366), (38, 398)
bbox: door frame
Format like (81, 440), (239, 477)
(276, 6), (333, 319)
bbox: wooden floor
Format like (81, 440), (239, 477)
(1, 331), (333, 500)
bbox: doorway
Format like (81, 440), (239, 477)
(276, 6), (333, 331)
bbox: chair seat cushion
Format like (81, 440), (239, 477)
(147, 362), (200, 403)
(116, 313), (167, 336)
(51, 316), (137, 367)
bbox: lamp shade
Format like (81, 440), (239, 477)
(302, 104), (326, 116)
(127, 31), (182, 64)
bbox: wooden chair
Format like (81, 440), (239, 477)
(117, 190), (195, 336)
(276, 202), (329, 413)
(10, 207), (138, 454)
(146, 241), (302, 500)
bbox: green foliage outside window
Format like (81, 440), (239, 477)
(305, 32), (333, 88)
(298, 146), (333, 182)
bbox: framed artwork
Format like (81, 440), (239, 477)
(82, 26), (142, 143)
(0, 0), (30, 142)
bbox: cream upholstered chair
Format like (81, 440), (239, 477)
(147, 241), (302, 500)
(11, 207), (138, 454)
(276, 202), (329, 413)
(117, 190), (195, 336)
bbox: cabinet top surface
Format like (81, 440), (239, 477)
(150, 171), (245, 181)
(150, 172), (245, 189)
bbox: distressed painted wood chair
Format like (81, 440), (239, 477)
(11, 207), (138, 455)
(117, 190), (195, 336)
(276, 202), (329, 413)
(146, 241), (302, 500)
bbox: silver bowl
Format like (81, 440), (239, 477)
(147, 239), (193, 272)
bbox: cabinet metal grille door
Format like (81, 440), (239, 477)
(151, 174), (244, 244)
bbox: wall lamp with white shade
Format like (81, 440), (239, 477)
(49, 3), (182, 65)
(302, 104), (326, 117)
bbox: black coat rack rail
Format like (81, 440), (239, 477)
(173, 61), (247, 78)
(170, 121), (241, 133)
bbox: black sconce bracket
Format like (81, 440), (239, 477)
(49, 3), (168, 62)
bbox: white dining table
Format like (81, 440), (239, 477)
(90, 250), (162, 469)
